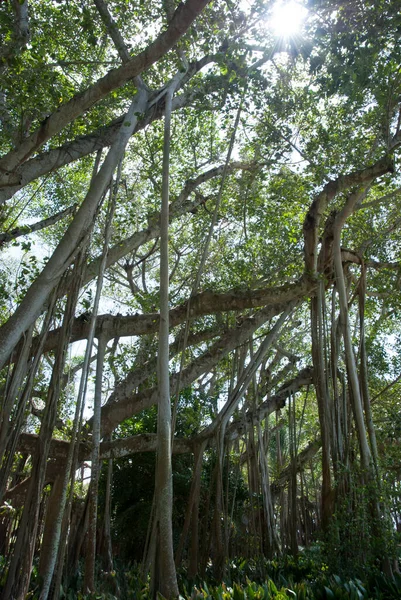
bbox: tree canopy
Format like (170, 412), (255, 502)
(1, 0), (401, 598)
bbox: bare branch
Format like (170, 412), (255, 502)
(0, 203), (77, 246)
(93, 0), (131, 63)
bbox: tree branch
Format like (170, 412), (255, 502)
(0, 203), (77, 246)
(0, 0), (210, 180)
(37, 277), (312, 355)
(303, 155), (394, 275)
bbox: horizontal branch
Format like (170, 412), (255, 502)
(99, 301), (299, 435)
(38, 277), (312, 355)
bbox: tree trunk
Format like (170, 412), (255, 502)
(257, 420), (279, 557)
(310, 284), (333, 530)
(84, 335), (107, 592)
(0, 90), (147, 370)
(188, 445), (206, 579)
(151, 83), (179, 599)
(38, 474), (65, 580)
(333, 240), (372, 472)
(1, 267), (81, 600)
(288, 392), (298, 556)
(175, 441), (206, 572)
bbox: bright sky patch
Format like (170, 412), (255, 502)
(270, 1), (307, 38)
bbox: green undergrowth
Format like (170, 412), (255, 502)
(50, 555), (401, 600)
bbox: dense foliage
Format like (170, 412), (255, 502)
(0, 0), (401, 598)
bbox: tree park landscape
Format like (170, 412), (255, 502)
(0, 0), (401, 598)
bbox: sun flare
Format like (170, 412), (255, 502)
(270, 0), (307, 38)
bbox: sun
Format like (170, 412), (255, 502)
(270, 1), (307, 38)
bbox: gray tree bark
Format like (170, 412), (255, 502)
(0, 90), (147, 370)
(151, 82), (179, 599)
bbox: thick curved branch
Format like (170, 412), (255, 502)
(0, 58), (218, 205)
(303, 155), (394, 274)
(99, 300), (299, 435)
(38, 277), (313, 355)
(0, 0), (210, 180)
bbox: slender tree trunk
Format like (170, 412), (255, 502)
(288, 392), (298, 556)
(188, 444), (207, 578)
(101, 441), (120, 595)
(1, 268), (81, 600)
(310, 282), (333, 530)
(245, 423), (261, 555)
(40, 168), (118, 599)
(276, 414), (286, 550)
(38, 250), (88, 600)
(333, 239), (372, 472)
(39, 474), (65, 579)
(330, 287), (344, 474)
(257, 420), (279, 557)
(84, 335), (107, 592)
(0, 290), (57, 506)
(151, 83), (179, 599)
(175, 441), (206, 570)
(358, 265), (379, 473)
(83, 167), (119, 594)
(0, 90), (147, 370)
(102, 436), (114, 573)
(0, 325), (33, 471)
(211, 450), (225, 581)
